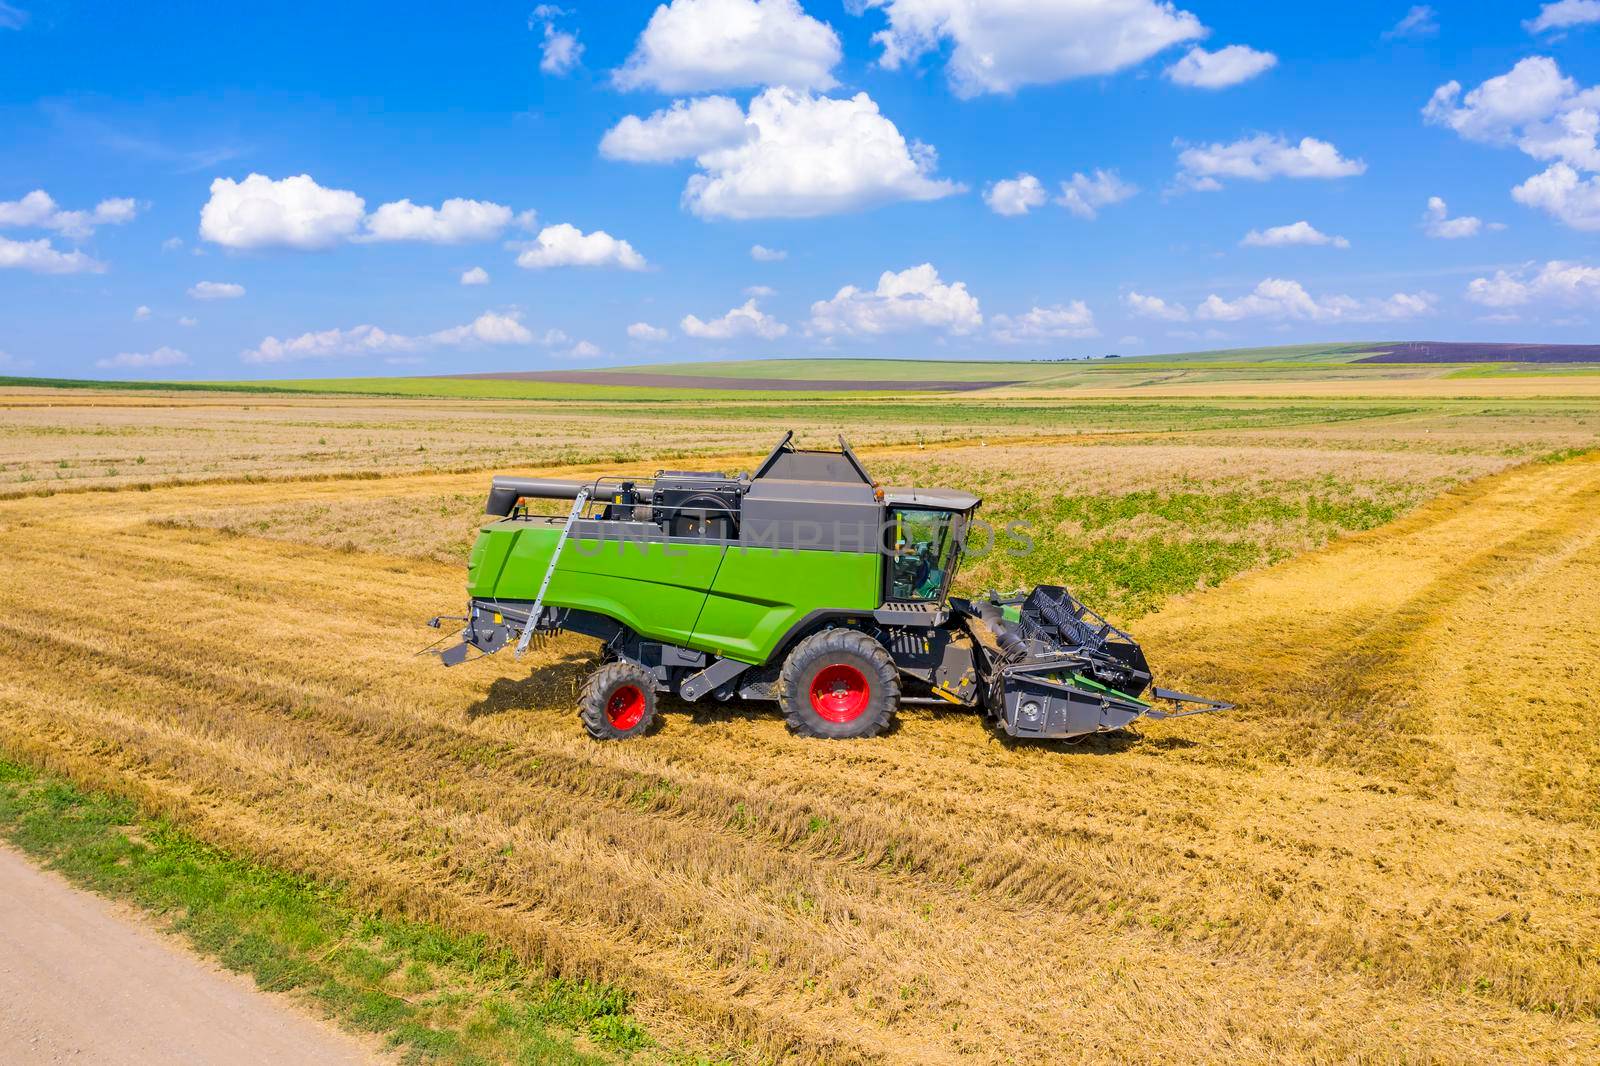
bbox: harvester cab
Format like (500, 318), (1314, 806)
(434, 432), (1231, 741)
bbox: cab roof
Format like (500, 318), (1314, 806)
(882, 486), (981, 512)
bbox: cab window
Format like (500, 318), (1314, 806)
(886, 508), (956, 602)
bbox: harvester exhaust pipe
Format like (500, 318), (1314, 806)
(486, 476), (606, 515)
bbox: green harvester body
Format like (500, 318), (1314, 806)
(437, 432), (1231, 741)
(468, 520), (879, 663)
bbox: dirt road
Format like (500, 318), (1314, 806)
(0, 844), (378, 1065)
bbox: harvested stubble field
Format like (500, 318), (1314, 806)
(0, 386), (1432, 496)
(1, 386), (1597, 1063)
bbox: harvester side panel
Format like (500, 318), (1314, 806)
(691, 546), (880, 663)
(468, 521), (882, 664)
(484, 522), (725, 648)
(466, 521), (518, 598)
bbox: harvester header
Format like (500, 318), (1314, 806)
(435, 432), (1230, 741)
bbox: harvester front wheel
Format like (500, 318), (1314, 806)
(579, 662), (658, 740)
(778, 629), (898, 739)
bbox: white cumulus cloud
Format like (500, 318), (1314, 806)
(91, 198), (137, 224)
(984, 173), (1046, 216)
(751, 244), (787, 261)
(808, 263), (981, 336)
(188, 280), (245, 299)
(1423, 58), (1600, 231)
(201, 176), (527, 249)
(178, 316), (198, 327)
(856, 0), (1205, 97)
(1466, 273), (1532, 309)
(514, 223), (648, 270)
(615, 0), (841, 93)
(1422, 196), (1493, 238)
(1192, 278), (1434, 322)
(243, 325), (412, 364)
(0, 190), (139, 240)
(1165, 45), (1277, 89)
(532, 5), (584, 75)
(460, 266), (489, 285)
(1526, 1), (1600, 34)
(1124, 291), (1190, 321)
(1512, 162), (1600, 231)
(242, 311), (535, 364)
(681, 297), (788, 340)
(427, 310), (536, 346)
(541, 28), (583, 75)
(133, 305), (151, 321)
(599, 96), (751, 162)
(628, 322), (669, 341)
(1422, 57), (1594, 159)
(1466, 260), (1600, 307)
(650, 87), (963, 219)
(1130, 282), (1431, 323)
(603, 88), (963, 221)
(1056, 169), (1137, 219)
(991, 302), (1098, 343)
(96, 346), (191, 371)
(566, 340), (604, 359)
(1176, 135), (1366, 190)
(1240, 221), (1350, 248)
(200, 174), (366, 250)
(360, 198), (515, 243)
(0, 235), (106, 274)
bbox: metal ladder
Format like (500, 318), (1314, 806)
(514, 488), (589, 659)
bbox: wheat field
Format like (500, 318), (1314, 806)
(1, 386), (1597, 1063)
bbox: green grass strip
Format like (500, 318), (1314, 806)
(0, 756), (689, 1065)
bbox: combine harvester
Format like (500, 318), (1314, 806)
(434, 433), (1230, 740)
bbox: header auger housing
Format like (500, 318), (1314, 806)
(434, 432), (1231, 741)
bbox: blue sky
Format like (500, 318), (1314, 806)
(1, 0), (1598, 379)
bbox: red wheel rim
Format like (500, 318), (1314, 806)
(605, 684), (646, 730)
(809, 663), (870, 723)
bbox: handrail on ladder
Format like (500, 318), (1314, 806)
(514, 487), (589, 659)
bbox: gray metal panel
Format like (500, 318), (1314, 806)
(751, 431), (874, 484)
(758, 450), (871, 483)
(751, 430), (796, 479)
(873, 602), (948, 627)
(740, 478), (883, 552)
(882, 486), (981, 512)
(679, 656), (755, 701)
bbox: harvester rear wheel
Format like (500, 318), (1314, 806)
(778, 629), (898, 739)
(579, 661), (657, 740)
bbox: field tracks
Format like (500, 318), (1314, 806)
(2, 413), (1598, 1061)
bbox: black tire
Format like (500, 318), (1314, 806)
(778, 628), (898, 739)
(579, 661), (658, 740)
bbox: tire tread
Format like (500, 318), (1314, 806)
(778, 628), (898, 739)
(579, 661), (658, 740)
